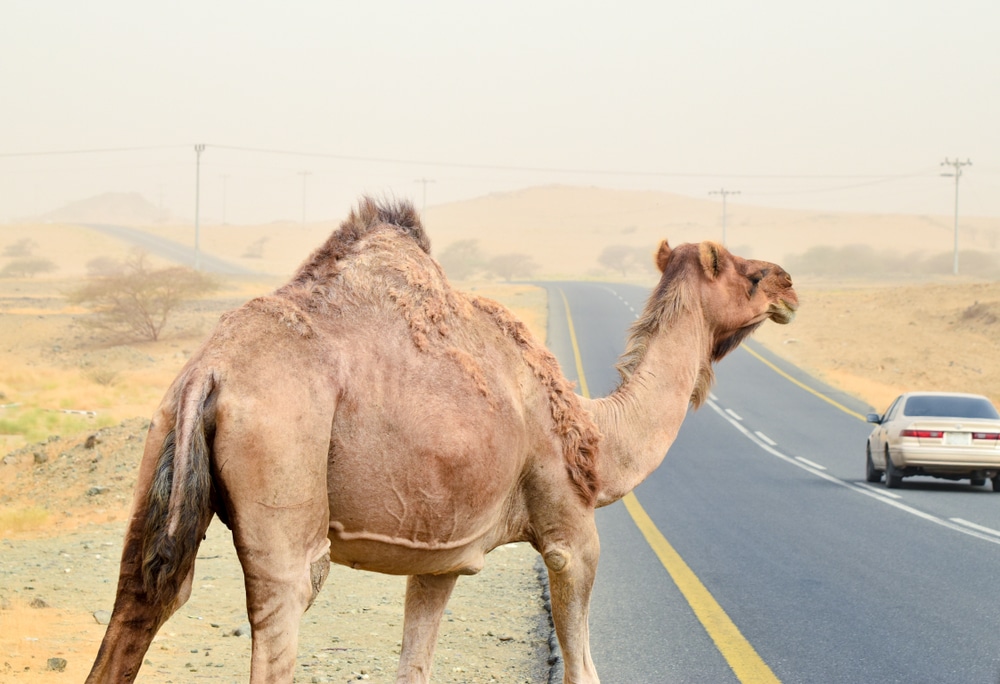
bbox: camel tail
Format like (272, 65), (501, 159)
(140, 372), (217, 605)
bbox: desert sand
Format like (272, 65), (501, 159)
(1, 186), (998, 681)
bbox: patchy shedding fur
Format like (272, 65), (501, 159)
(288, 196), (429, 289)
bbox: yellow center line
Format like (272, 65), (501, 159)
(557, 287), (780, 684)
(742, 345), (866, 422)
(557, 289), (589, 399)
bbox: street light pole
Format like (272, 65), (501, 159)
(940, 158), (972, 276)
(709, 188), (740, 247)
(194, 144), (206, 271)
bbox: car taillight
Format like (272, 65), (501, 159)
(973, 432), (1000, 441)
(901, 429), (944, 438)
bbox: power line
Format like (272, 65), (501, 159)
(0, 145), (188, 158)
(205, 144), (921, 181)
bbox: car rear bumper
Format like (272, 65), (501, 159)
(894, 446), (1000, 471)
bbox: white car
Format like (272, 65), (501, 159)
(865, 392), (1000, 490)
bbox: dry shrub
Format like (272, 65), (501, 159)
(68, 250), (218, 341)
(85, 367), (120, 387)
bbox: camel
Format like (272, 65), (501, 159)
(86, 197), (797, 683)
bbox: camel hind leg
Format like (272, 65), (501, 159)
(212, 398), (334, 683)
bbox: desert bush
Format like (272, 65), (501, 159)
(85, 367), (120, 386)
(243, 237), (268, 259)
(485, 253), (539, 282)
(598, 245), (655, 277)
(85, 255), (125, 277)
(68, 250), (218, 341)
(786, 244), (1000, 279)
(0, 257), (57, 278)
(437, 239), (485, 280)
(917, 250), (1000, 278)
(3, 238), (38, 258)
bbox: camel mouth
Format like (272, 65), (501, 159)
(769, 299), (797, 325)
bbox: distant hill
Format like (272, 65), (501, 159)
(422, 185), (1000, 278)
(10, 185), (1000, 281)
(38, 192), (171, 225)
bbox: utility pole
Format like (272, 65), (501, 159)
(709, 188), (740, 247)
(415, 177), (435, 211)
(220, 174), (229, 225)
(940, 158), (972, 276)
(298, 171), (312, 228)
(194, 144), (206, 271)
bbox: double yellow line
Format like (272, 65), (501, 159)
(559, 289), (780, 683)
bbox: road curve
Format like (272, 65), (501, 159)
(81, 223), (258, 275)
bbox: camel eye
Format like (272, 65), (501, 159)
(748, 273), (762, 296)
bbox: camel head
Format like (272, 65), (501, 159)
(654, 239), (798, 361)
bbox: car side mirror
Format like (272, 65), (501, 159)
(866, 413), (882, 424)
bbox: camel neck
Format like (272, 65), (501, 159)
(585, 312), (710, 507)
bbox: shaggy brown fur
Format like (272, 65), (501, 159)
(470, 294), (602, 505)
(86, 200), (797, 684)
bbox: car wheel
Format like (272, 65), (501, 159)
(885, 449), (903, 489)
(992, 475), (1000, 492)
(865, 444), (883, 483)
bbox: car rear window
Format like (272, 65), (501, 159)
(903, 396), (1000, 419)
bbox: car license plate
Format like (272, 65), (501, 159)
(945, 432), (972, 446)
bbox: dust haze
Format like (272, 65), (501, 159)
(1, 2), (998, 229)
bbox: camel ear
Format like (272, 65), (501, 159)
(655, 240), (672, 273)
(699, 242), (722, 279)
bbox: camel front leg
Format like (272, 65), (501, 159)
(395, 573), (459, 684)
(544, 523), (601, 684)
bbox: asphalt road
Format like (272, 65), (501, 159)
(541, 281), (1000, 684)
(81, 223), (258, 275)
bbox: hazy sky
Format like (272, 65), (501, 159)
(2, 1), (998, 223)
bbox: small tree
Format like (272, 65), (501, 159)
(3, 238), (38, 258)
(85, 255), (125, 277)
(598, 245), (651, 277)
(243, 237), (268, 259)
(69, 251), (218, 341)
(437, 239), (485, 280)
(486, 253), (539, 282)
(0, 257), (57, 278)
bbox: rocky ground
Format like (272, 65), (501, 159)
(0, 276), (556, 683)
(0, 421), (554, 683)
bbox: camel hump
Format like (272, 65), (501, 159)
(343, 196), (430, 254)
(288, 196), (430, 288)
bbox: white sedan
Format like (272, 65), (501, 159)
(865, 392), (1000, 490)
